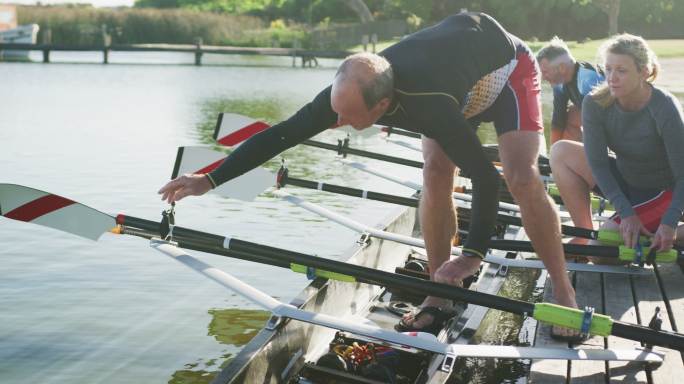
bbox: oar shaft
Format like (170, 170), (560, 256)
(612, 320), (684, 352)
(280, 171), (600, 241)
(382, 127), (550, 167)
(488, 239), (617, 258)
(116, 214), (535, 315)
(283, 176), (419, 208)
(382, 126), (421, 139)
(303, 139), (424, 168)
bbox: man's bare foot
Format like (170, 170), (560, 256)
(399, 256), (481, 330)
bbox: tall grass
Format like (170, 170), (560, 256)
(17, 6), (281, 46)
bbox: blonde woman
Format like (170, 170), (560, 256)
(550, 34), (684, 257)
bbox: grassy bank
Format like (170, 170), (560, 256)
(357, 38), (684, 62)
(17, 6), (309, 47)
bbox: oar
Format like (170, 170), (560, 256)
(172, 146), (670, 262)
(2, 183), (682, 351)
(168, 145), (635, 273)
(214, 113), (550, 181)
(276, 170), (677, 264)
(382, 126), (551, 164)
(341, 159), (611, 220)
(273, 190), (650, 275)
(451, 184), (613, 215)
(153, 242), (663, 363)
(340, 158), (524, 214)
(215, 113), (423, 168)
(380, 136), (554, 180)
(152, 241), (663, 363)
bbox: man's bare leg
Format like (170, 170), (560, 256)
(563, 105), (583, 142)
(549, 140), (596, 244)
(401, 137), (481, 329)
(498, 131), (579, 337)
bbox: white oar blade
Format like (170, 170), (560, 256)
(0, 183), (115, 241)
(214, 113), (270, 147)
(173, 146), (274, 201)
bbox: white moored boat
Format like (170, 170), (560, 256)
(0, 5), (39, 62)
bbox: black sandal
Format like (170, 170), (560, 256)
(387, 301), (416, 317)
(394, 306), (454, 336)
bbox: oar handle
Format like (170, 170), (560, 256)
(548, 185), (614, 211)
(597, 230), (649, 246)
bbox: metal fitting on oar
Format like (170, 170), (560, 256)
(635, 241), (644, 267)
(580, 306), (595, 339)
(336, 137), (350, 158)
(646, 248), (657, 266)
(597, 198), (605, 216)
(276, 165), (289, 189)
(646, 307), (663, 349)
(160, 203), (176, 242)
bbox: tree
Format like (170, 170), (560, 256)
(576, 0), (621, 36)
(595, 0), (620, 35)
(342, 0), (374, 23)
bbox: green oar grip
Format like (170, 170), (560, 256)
(618, 246), (678, 263)
(290, 263), (357, 282)
(597, 230), (649, 246)
(533, 303), (613, 336)
(547, 185), (614, 211)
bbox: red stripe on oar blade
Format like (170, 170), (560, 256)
(196, 158), (225, 174)
(217, 121), (270, 146)
(4, 194), (75, 222)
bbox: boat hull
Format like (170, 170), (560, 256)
(0, 24), (39, 61)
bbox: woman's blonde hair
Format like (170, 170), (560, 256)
(591, 33), (660, 107)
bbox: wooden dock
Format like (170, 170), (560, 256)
(0, 42), (353, 67)
(529, 259), (684, 382)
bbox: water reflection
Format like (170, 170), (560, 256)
(169, 309), (270, 384)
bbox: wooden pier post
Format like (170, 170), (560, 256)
(102, 25), (111, 64)
(42, 27), (51, 63)
(292, 39), (300, 67)
(361, 35), (369, 52)
(194, 37), (203, 66)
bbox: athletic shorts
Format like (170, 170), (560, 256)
(593, 158), (675, 232)
(466, 35), (544, 136)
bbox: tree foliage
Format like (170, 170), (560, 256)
(131, 0), (684, 39)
